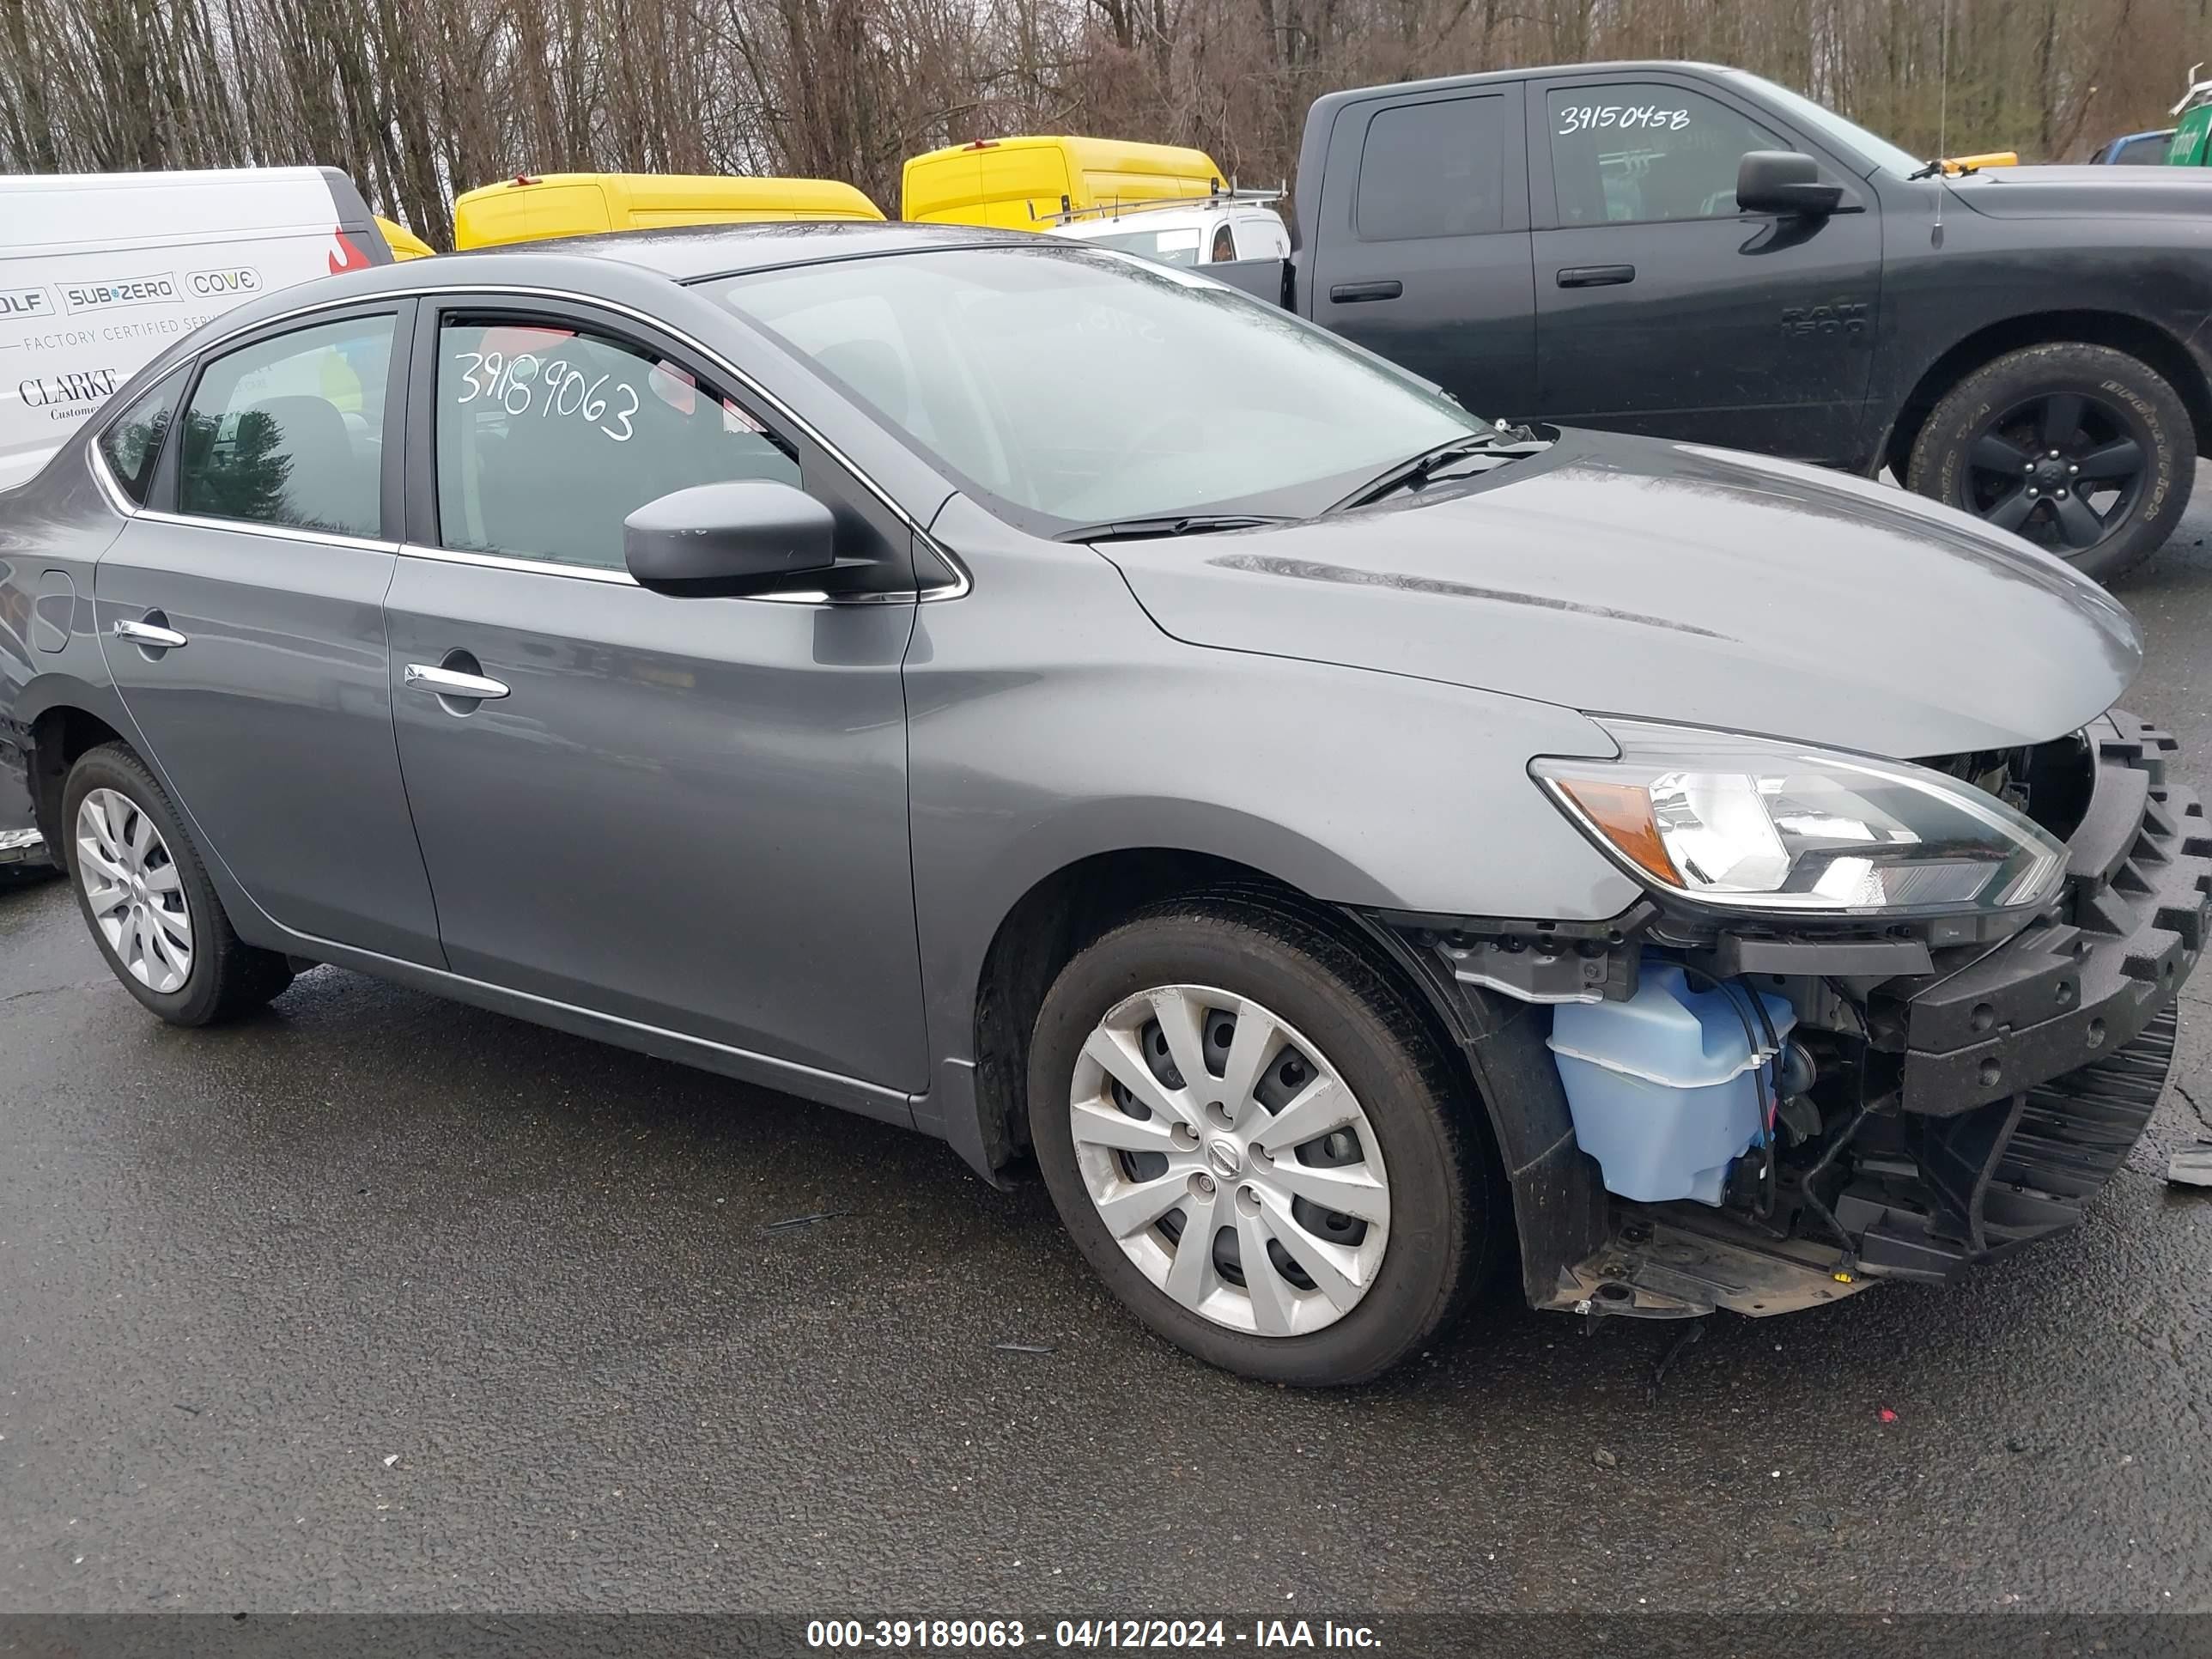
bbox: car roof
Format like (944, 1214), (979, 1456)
(161, 220), (1055, 353)
(465, 219), (1042, 283)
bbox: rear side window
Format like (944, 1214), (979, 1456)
(178, 316), (395, 539)
(1355, 97), (1508, 240)
(96, 368), (186, 505)
(434, 318), (799, 571)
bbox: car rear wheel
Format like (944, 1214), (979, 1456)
(1026, 894), (1500, 1385)
(1907, 342), (2193, 585)
(62, 743), (293, 1025)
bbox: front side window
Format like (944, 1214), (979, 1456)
(1209, 222), (1236, 263)
(97, 367), (186, 505)
(178, 315), (394, 538)
(434, 318), (798, 571)
(1717, 70), (1920, 177)
(1356, 97), (1509, 240)
(714, 245), (1486, 530)
(1547, 84), (1784, 226)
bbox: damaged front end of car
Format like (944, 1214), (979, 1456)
(1367, 709), (2211, 1322)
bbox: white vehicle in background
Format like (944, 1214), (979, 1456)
(1043, 187), (1290, 270)
(0, 167), (390, 493)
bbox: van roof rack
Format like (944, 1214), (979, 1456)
(1030, 181), (1285, 228)
(2173, 62), (2212, 114)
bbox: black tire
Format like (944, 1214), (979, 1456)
(1026, 892), (1501, 1386)
(1906, 341), (2194, 586)
(61, 742), (293, 1025)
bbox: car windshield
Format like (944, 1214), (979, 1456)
(709, 245), (1488, 531)
(1070, 224), (1206, 266)
(1720, 70), (1924, 178)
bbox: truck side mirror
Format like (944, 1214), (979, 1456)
(1736, 150), (1844, 218)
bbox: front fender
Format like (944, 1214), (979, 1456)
(902, 495), (1639, 1177)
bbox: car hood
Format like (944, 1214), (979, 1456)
(1100, 430), (2141, 758)
(1948, 163), (2212, 218)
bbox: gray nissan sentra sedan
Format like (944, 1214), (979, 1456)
(2, 223), (2204, 1385)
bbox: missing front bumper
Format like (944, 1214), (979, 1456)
(1533, 709), (2209, 1318)
(1546, 1002), (2181, 1317)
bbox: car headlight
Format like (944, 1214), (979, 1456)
(1531, 719), (2068, 917)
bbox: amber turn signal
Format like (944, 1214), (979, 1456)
(1549, 777), (1680, 887)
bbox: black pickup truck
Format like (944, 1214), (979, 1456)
(1212, 60), (2212, 582)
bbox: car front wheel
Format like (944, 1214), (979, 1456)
(1907, 341), (2194, 585)
(62, 743), (294, 1025)
(1027, 894), (1500, 1385)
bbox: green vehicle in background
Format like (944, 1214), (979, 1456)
(2167, 66), (2212, 162)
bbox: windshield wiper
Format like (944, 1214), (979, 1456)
(1906, 157), (1976, 179)
(1058, 514), (1292, 544)
(1334, 428), (1538, 511)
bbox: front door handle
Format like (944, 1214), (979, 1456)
(112, 617), (188, 650)
(1556, 264), (1636, 289)
(404, 663), (510, 702)
(1329, 279), (1403, 303)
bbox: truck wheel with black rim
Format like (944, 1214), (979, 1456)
(1907, 342), (2194, 586)
(62, 743), (294, 1025)
(1026, 894), (1501, 1386)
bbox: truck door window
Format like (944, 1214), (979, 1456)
(177, 315), (394, 539)
(1354, 96), (1507, 241)
(433, 316), (797, 571)
(1547, 85), (1784, 226)
(1209, 222), (1236, 263)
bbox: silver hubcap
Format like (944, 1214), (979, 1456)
(1070, 985), (1391, 1337)
(76, 788), (192, 994)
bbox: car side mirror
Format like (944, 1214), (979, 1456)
(624, 480), (838, 599)
(1736, 150), (1844, 217)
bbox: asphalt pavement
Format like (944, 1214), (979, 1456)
(6, 492), (2212, 1618)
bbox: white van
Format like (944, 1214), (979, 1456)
(1045, 189), (1291, 270)
(1, 167), (391, 491)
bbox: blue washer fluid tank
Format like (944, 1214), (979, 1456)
(1547, 959), (1796, 1206)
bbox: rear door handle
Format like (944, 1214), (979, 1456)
(1556, 264), (1636, 289)
(1329, 280), (1403, 303)
(112, 618), (188, 650)
(404, 663), (510, 702)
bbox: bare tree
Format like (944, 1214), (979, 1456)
(2, 0), (2197, 247)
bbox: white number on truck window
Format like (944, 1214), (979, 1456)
(1556, 104), (1692, 135)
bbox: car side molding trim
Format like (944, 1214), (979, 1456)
(88, 434), (404, 556)
(243, 919), (922, 1130)
(394, 540), (928, 605)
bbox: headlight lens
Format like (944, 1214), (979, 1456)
(1532, 720), (2069, 917)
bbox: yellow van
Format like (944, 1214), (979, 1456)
(374, 215), (436, 260)
(452, 173), (885, 250)
(902, 136), (1225, 230)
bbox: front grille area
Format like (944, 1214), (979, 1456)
(1917, 728), (2097, 848)
(1890, 711), (2209, 1118)
(1984, 1005), (2178, 1243)
(1834, 1005), (2178, 1279)
(1833, 710), (2207, 1280)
